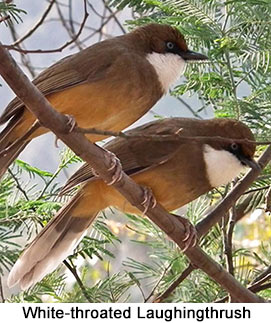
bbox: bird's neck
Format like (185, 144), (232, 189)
(146, 52), (186, 93)
(203, 144), (245, 187)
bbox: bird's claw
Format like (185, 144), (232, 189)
(65, 114), (77, 133)
(90, 151), (123, 184)
(174, 215), (198, 251)
(106, 152), (123, 185)
(91, 167), (100, 178)
(141, 187), (157, 214)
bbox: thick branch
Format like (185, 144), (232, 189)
(0, 44), (263, 303)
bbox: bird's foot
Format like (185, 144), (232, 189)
(106, 151), (123, 185)
(141, 187), (157, 214)
(91, 167), (100, 178)
(173, 215), (198, 251)
(88, 150), (123, 184)
(64, 114), (77, 133)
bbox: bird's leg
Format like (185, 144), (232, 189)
(90, 147), (123, 185)
(0, 120), (40, 158)
(64, 114), (77, 133)
(105, 151), (123, 185)
(53, 114), (77, 147)
(172, 214), (198, 251)
(141, 186), (157, 214)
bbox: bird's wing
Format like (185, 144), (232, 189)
(0, 39), (126, 124)
(60, 118), (188, 195)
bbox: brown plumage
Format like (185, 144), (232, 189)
(0, 23), (207, 177)
(7, 117), (257, 290)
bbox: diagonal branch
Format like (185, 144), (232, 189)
(0, 43), (264, 303)
(154, 146), (271, 301)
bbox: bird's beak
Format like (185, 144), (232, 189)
(179, 50), (208, 61)
(239, 156), (261, 171)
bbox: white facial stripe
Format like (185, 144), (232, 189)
(203, 144), (245, 188)
(146, 52), (186, 93)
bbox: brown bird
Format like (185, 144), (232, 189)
(7, 117), (258, 290)
(0, 23), (207, 177)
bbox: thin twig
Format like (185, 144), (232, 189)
(4, 0), (88, 54)
(8, 22), (36, 78)
(145, 260), (177, 303)
(101, 0), (127, 34)
(12, 0), (56, 47)
(174, 95), (203, 119)
(55, 0), (84, 51)
(8, 169), (29, 201)
(154, 263), (196, 303)
(63, 260), (92, 302)
(76, 126), (271, 146)
(243, 185), (270, 195)
(251, 265), (271, 285)
(225, 207), (237, 276)
(0, 15), (10, 23)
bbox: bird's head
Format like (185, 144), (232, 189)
(129, 23), (208, 92)
(201, 119), (259, 188)
(131, 23), (208, 61)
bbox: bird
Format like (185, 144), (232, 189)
(0, 23), (207, 177)
(7, 117), (259, 290)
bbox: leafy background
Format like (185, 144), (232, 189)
(0, 0), (271, 302)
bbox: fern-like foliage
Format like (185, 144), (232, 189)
(0, 1), (26, 24)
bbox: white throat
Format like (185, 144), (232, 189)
(203, 144), (245, 188)
(146, 52), (186, 93)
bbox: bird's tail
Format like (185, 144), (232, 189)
(0, 140), (29, 178)
(7, 181), (106, 290)
(0, 109), (44, 178)
(0, 114), (30, 178)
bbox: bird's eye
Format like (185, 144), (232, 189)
(166, 41), (175, 50)
(230, 143), (239, 151)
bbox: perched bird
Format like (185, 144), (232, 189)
(0, 23), (207, 177)
(7, 117), (258, 290)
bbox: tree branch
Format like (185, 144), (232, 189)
(0, 43), (264, 303)
(3, 0), (88, 54)
(63, 259), (92, 302)
(76, 126), (271, 146)
(154, 263), (196, 302)
(11, 0), (56, 47)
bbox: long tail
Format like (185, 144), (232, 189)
(0, 115), (28, 178)
(0, 111), (40, 178)
(0, 140), (29, 178)
(7, 181), (106, 290)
